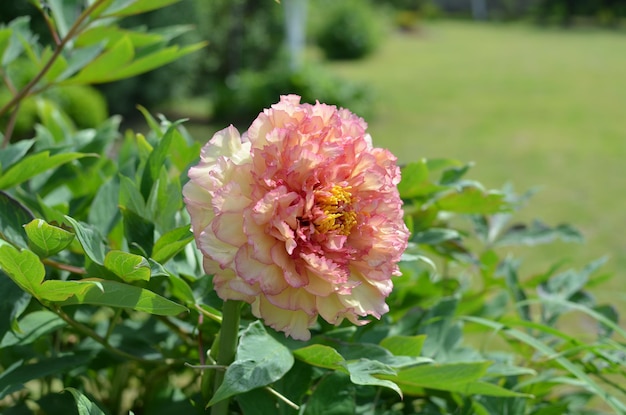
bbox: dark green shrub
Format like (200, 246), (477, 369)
(212, 64), (374, 126)
(313, 0), (384, 60)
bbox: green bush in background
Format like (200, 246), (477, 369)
(313, 0), (385, 60)
(213, 64), (374, 127)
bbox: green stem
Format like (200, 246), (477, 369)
(209, 300), (241, 415)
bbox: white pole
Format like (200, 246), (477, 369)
(283, 0), (308, 71)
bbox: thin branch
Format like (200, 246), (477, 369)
(42, 258), (88, 275)
(52, 305), (166, 365)
(264, 386), (300, 410)
(2, 104), (20, 147)
(0, 0), (111, 126)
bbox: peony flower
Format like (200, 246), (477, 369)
(183, 95), (409, 340)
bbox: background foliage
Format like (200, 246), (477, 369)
(1, 1), (625, 414)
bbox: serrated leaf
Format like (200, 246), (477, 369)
(0, 310), (65, 348)
(152, 225), (194, 264)
(24, 219), (75, 258)
(293, 344), (346, 371)
(104, 250), (150, 283)
(65, 387), (107, 415)
(0, 151), (91, 189)
(64, 216), (106, 266)
(58, 278), (187, 316)
(0, 191), (35, 248)
(344, 359), (402, 398)
(209, 321), (294, 406)
(380, 335), (427, 357)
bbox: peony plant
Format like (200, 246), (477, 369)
(1, 1), (625, 415)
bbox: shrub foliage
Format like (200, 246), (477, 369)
(1, 1), (625, 414)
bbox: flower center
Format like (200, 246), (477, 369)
(313, 185), (357, 236)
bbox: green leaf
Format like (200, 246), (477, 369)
(0, 355), (92, 400)
(495, 220), (583, 247)
(64, 216), (107, 266)
(463, 316), (626, 413)
(344, 359), (402, 398)
(121, 206), (155, 257)
(58, 278), (187, 316)
(293, 344), (346, 371)
(46, 0), (74, 39)
(104, 250), (150, 283)
(88, 177), (121, 237)
(152, 225), (193, 264)
(380, 335), (427, 357)
(65, 387), (107, 415)
(0, 272), (31, 337)
(436, 187), (508, 214)
(0, 310), (65, 348)
(236, 388), (283, 415)
(209, 321), (294, 406)
(146, 166), (182, 232)
(76, 26), (162, 48)
(102, 0), (181, 17)
(0, 191), (35, 248)
(398, 160), (446, 198)
(2, 17), (30, 66)
(24, 219), (75, 258)
(111, 42), (206, 80)
(0, 139), (34, 172)
(58, 44), (106, 81)
(62, 36), (134, 84)
(140, 122), (177, 199)
(0, 244), (94, 302)
(413, 228), (460, 245)
(303, 372), (355, 415)
(0, 151), (91, 189)
(440, 163), (472, 185)
(0, 245), (44, 297)
(36, 279), (97, 302)
(119, 175), (147, 215)
(385, 361), (491, 395)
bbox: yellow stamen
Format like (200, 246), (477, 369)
(314, 185), (357, 235)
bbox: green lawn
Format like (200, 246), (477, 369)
(327, 21), (626, 305)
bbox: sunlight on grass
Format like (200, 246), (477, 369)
(327, 21), (626, 306)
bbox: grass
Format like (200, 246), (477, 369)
(325, 21), (626, 307)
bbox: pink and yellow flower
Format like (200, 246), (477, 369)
(183, 95), (409, 340)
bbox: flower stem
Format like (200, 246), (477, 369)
(210, 300), (241, 415)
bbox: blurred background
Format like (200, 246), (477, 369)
(2, 0), (625, 307)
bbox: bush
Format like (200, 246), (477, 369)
(313, 0), (384, 60)
(212, 64), (374, 126)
